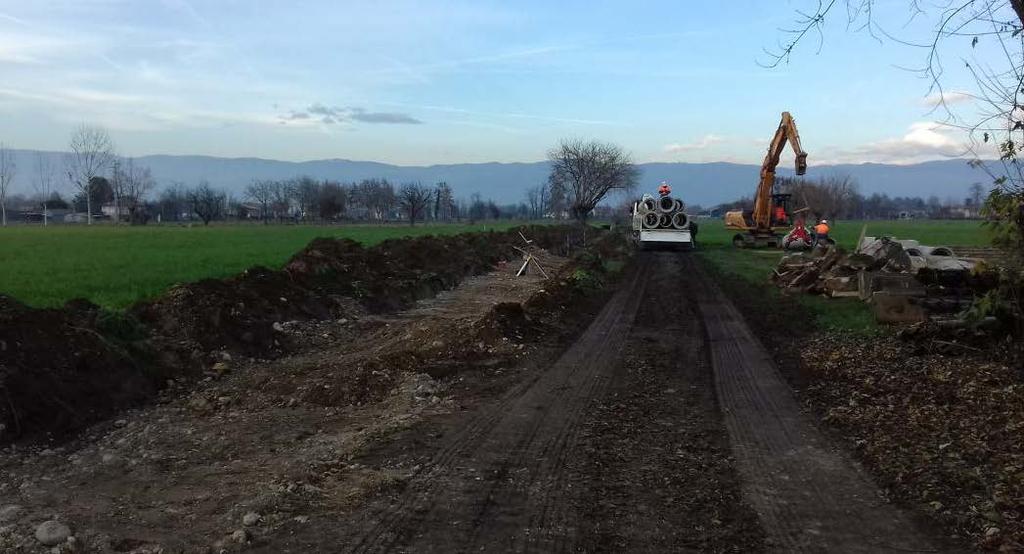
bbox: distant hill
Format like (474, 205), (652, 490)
(7, 150), (990, 207)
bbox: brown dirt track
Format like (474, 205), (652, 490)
(1, 238), (965, 553)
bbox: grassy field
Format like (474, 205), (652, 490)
(695, 219), (992, 332)
(0, 222), (521, 309)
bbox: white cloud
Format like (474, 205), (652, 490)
(820, 122), (969, 164)
(922, 91), (973, 108)
(663, 134), (725, 153)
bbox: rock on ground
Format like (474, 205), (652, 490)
(34, 520), (71, 546)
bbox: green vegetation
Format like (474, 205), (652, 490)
(0, 223), (520, 309)
(696, 219), (991, 332)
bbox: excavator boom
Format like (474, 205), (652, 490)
(752, 112), (806, 229)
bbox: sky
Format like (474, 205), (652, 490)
(0, 0), (1006, 166)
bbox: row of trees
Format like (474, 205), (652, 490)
(1, 128), (640, 227)
(716, 175), (989, 221)
(0, 126), (149, 226)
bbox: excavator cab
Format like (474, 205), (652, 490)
(771, 193), (793, 226)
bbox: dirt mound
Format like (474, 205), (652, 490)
(133, 265), (337, 357)
(134, 227), (574, 359)
(1, 226), (595, 444)
(0, 296), (163, 442)
(286, 232), (518, 312)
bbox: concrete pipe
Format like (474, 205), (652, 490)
(658, 195), (676, 213)
(658, 214), (672, 228)
(671, 212), (689, 229)
(642, 212), (660, 229)
(639, 198), (657, 214)
(673, 199), (684, 212)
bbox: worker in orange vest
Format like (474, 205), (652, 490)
(814, 219), (830, 245)
(658, 182), (671, 197)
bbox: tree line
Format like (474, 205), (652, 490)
(714, 175), (988, 221)
(1, 126), (641, 227)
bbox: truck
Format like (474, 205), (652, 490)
(631, 193), (697, 249)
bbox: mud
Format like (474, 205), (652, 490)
(0, 296), (163, 443)
(0, 227), (612, 554)
(0, 226), (590, 444)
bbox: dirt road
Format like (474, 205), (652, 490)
(318, 252), (948, 553)
(1, 251), (951, 553)
(264, 251), (763, 553)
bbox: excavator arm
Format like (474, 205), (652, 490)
(751, 112), (807, 229)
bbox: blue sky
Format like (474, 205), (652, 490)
(0, 0), (997, 165)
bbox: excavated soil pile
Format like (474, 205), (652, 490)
(801, 333), (1024, 550)
(1, 226), (588, 443)
(0, 296), (162, 443)
(133, 226), (578, 357)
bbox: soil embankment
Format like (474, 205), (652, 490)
(0, 226), (582, 444)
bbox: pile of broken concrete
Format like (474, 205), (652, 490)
(772, 237), (994, 323)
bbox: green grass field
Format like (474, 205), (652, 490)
(0, 223), (520, 309)
(695, 219), (992, 332)
(0, 218), (995, 318)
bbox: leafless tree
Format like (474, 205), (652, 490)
(399, 182), (433, 225)
(969, 182), (986, 207)
(351, 178), (397, 221)
(188, 181), (225, 226)
(0, 143), (15, 226)
(246, 179), (274, 223)
(158, 183), (189, 222)
(433, 182), (456, 221)
(548, 138), (638, 222)
(270, 179), (295, 221)
(292, 176), (321, 221)
(33, 153), (56, 226)
(318, 181), (346, 220)
(115, 159), (155, 224)
(65, 125), (115, 225)
(526, 184), (550, 220)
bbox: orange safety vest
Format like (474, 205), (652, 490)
(814, 223), (830, 235)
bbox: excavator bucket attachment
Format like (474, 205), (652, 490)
(795, 152), (808, 175)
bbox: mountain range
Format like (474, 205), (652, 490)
(7, 149), (991, 208)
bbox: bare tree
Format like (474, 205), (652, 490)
(526, 184), (550, 220)
(0, 143), (15, 226)
(188, 181), (225, 225)
(115, 159), (155, 224)
(399, 182), (433, 225)
(33, 153), (56, 226)
(292, 176), (321, 221)
(65, 125), (115, 225)
(318, 181), (346, 220)
(158, 183), (189, 222)
(780, 174), (860, 220)
(969, 182), (986, 208)
(245, 179), (274, 223)
(270, 179), (295, 221)
(547, 138), (638, 222)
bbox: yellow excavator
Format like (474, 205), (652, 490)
(725, 111), (807, 248)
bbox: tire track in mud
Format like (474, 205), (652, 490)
(689, 257), (949, 553)
(340, 261), (652, 553)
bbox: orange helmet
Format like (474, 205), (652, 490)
(657, 182), (671, 196)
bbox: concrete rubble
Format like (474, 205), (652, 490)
(772, 236), (992, 323)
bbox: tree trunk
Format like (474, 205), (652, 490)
(1, 202), (5, 226)
(87, 193), (92, 225)
(1012, 0), (1024, 27)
